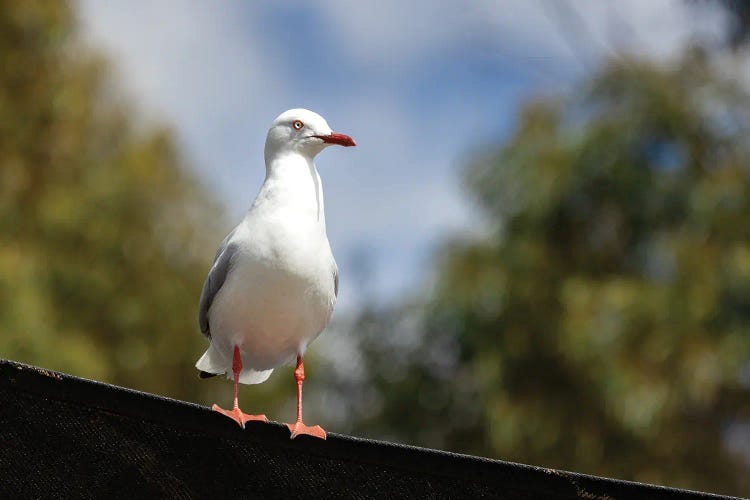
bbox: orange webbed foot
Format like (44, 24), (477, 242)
(286, 421), (327, 440)
(212, 404), (268, 429)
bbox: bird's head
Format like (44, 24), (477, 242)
(265, 108), (356, 162)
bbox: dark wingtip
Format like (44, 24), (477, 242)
(199, 371), (218, 379)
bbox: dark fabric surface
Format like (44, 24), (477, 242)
(0, 360), (739, 499)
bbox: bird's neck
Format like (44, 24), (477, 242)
(257, 152), (326, 225)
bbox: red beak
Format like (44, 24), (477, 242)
(315, 132), (356, 147)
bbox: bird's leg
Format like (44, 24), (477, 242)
(212, 345), (268, 428)
(285, 355), (326, 440)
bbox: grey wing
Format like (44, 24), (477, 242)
(333, 267), (339, 298)
(212, 227), (237, 262)
(198, 229), (238, 338)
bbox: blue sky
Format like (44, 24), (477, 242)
(77, 0), (726, 313)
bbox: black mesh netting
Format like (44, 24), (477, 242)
(0, 360), (732, 500)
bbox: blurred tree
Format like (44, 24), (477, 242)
(708, 0), (750, 49)
(0, 0), (283, 408)
(332, 48), (750, 496)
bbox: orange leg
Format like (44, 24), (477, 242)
(212, 345), (268, 428)
(285, 355), (326, 440)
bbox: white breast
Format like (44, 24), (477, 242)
(206, 159), (337, 372)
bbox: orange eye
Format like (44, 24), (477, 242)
(293, 120), (304, 130)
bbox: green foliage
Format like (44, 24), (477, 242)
(0, 0), (225, 404)
(338, 49), (750, 496)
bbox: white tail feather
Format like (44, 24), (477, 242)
(195, 344), (228, 375)
(237, 367), (273, 384)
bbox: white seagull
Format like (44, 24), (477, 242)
(196, 109), (355, 439)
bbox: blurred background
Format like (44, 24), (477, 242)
(2, 0), (750, 495)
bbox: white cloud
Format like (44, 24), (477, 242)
(77, 1), (286, 192)
(311, 0), (725, 72)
